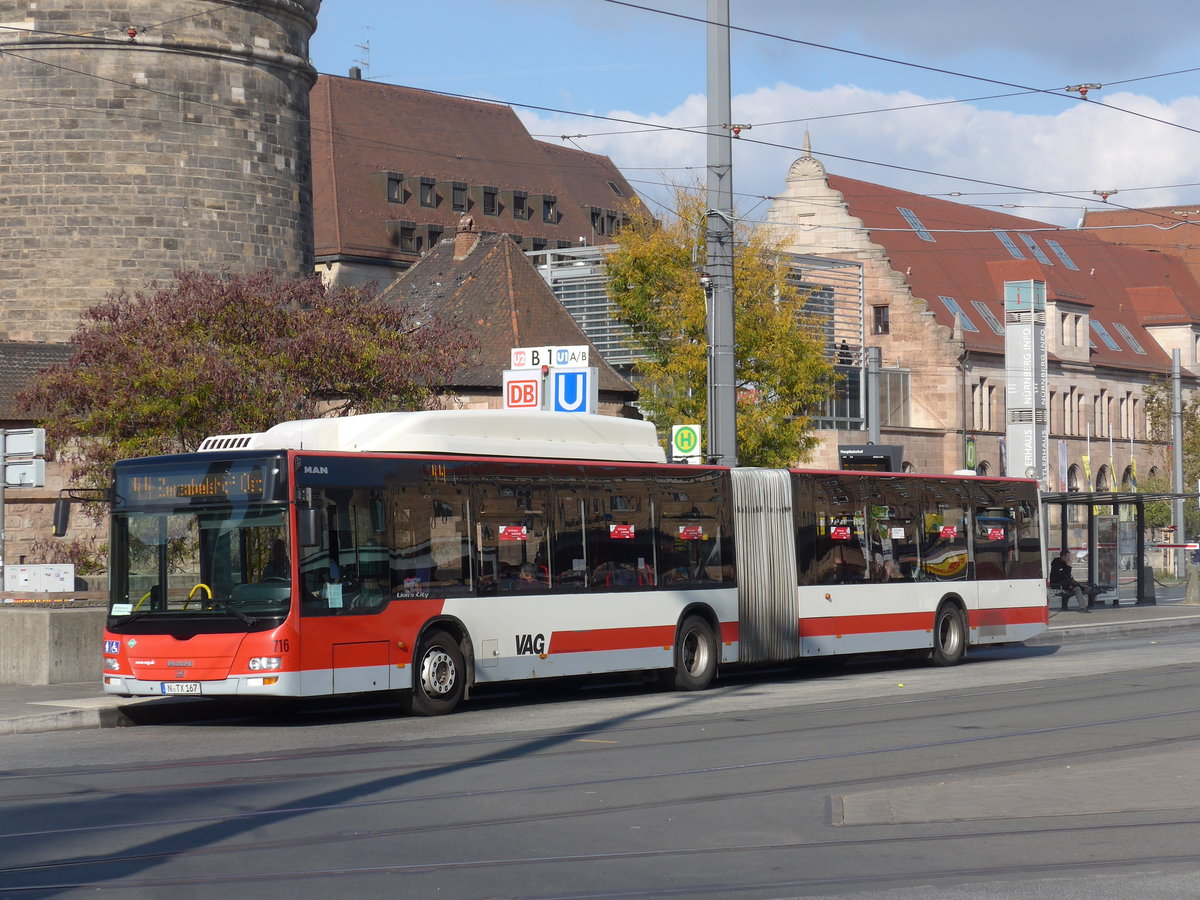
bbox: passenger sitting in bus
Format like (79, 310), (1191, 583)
(262, 540), (289, 580)
(516, 562), (547, 590)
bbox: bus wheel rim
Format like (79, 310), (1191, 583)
(682, 630), (708, 675)
(420, 648), (456, 696)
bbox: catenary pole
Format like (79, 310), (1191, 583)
(1173, 349), (1185, 574)
(705, 0), (737, 466)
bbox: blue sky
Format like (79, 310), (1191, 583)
(310, 1), (1200, 226)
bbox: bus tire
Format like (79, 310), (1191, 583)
(403, 629), (465, 716)
(663, 614), (718, 691)
(930, 602), (966, 667)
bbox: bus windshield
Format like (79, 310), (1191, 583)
(109, 505), (290, 627)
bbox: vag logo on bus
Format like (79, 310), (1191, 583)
(515, 633), (546, 655)
(303, 465), (329, 475)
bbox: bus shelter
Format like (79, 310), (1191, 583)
(1041, 491), (1195, 607)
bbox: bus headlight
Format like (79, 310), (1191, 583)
(103, 657), (121, 671)
(247, 657), (282, 671)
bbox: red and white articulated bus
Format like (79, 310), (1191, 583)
(90, 410), (1047, 715)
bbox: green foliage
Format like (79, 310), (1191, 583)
(1142, 377), (1200, 534)
(22, 269), (475, 490)
(606, 187), (835, 466)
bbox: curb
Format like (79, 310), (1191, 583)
(0, 696), (247, 736)
(1028, 613), (1200, 646)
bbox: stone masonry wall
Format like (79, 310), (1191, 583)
(0, 0), (321, 342)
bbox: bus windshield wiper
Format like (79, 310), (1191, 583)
(108, 612), (152, 628)
(214, 598), (258, 627)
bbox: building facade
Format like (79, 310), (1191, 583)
(764, 150), (1200, 486)
(310, 74), (638, 290)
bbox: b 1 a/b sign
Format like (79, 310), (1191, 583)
(510, 345), (590, 369)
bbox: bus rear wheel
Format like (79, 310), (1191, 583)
(662, 615), (718, 691)
(403, 629), (465, 716)
(930, 602), (966, 667)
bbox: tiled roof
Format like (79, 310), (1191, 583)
(1081, 205), (1200, 285)
(377, 230), (636, 397)
(0, 341), (75, 419)
(828, 174), (1200, 371)
(310, 76), (639, 263)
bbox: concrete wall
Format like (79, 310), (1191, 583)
(0, 608), (106, 685)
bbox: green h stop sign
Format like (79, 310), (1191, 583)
(671, 424), (701, 462)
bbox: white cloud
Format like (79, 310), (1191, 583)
(519, 83), (1200, 228)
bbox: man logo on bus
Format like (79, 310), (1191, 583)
(515, 633), (546, 655)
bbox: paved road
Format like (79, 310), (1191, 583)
(3, 630), (1200, 898)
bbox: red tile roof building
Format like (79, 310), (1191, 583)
(766, 151), (1200, 486)
(375, 219), (638, 414)
(1081, 205), (1200, 289)
(310, 74), (638, 290)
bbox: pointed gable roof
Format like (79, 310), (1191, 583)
(378, 228), (635, 397)
(825, 173), (1200, 372)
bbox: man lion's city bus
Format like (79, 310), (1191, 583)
(82, 410), (1047, 715)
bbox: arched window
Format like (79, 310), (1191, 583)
(1067, 464), (1081, 492)
(1095, 465), (1111, 492)
(976, 460), (990, 476)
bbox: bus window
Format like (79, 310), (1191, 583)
(388, 479), (471, 598)
(476, 473), (550, 593)
(866, 479), (920, 582)
(588, 475), (655, 589)
(551, 480), (593, 589)
(792, 477), (819, 586)
(1014, 500), (1043, 578)
(657, 471), (734, 586)
(921, 481), (970, 581)
(300, 487), (389, 615)
(810, 475), (869, 585)
(974, 504), (1015, 580)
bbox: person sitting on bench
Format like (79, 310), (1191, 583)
(1049, 549), (1094, 613)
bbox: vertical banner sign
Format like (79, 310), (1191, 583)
(1004, 280), (1048, 487)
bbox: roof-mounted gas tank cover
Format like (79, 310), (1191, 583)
(198, 409), (667, 464)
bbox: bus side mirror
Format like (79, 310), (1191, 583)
(52, 497), (71, 537)
(298, 507), (323, 547)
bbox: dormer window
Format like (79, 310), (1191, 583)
(386, 172), (405, 204)
(512, 190), (529, 221)
(482, 186), (498, 216)
(451, 181), (469, 213)
(418, 177), (437, 208)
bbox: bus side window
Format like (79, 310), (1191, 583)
(389, 474), (471, 599)
(476, 473), (550, 594)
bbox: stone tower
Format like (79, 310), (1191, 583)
(0, 1), (321, 343)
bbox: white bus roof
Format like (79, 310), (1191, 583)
(198, 410), (667, 464)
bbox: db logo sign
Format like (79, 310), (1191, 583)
(503, 374), (541, 409)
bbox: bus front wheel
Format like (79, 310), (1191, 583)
(662, 615), (718, 691)
(930, 602), (966, 667)
(403, 629), (465, 716)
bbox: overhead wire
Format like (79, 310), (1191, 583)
(4, 8), (1199, 235)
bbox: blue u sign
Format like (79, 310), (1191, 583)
(550, 368), (597, 413)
